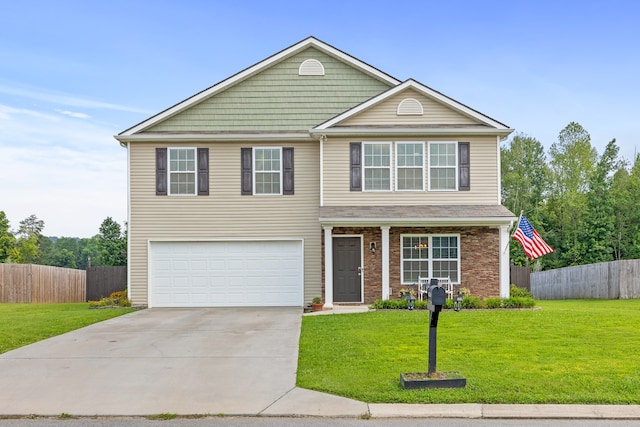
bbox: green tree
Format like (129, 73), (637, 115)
(10, 214), (45, 264)
(582, 139), (620, 264)
(0, 211), (16, 262)
(545, 122), (597, 267)
(97, 217), (127, 266)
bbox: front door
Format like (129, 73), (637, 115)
(333, 237), (362, 302)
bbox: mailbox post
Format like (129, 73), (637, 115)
(427, 279), (447, 375)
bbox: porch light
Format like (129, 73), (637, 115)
(370, 242), (376, 253)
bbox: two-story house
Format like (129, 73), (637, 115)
(115, 37), (516, 308)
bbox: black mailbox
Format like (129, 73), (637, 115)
(428, 285), (447, 307)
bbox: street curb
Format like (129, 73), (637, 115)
(368, 403), (640, 419)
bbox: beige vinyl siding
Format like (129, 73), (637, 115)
(340, 89), (480, 126)
(128, 141), (321, 306)
(323, 136), (499, 205)
(145, 47), (392, 133)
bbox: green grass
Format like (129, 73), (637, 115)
(0, 303), (136, 354)
(297, 300), (640, 404)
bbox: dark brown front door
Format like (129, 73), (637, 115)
(333, 237), (362, 302)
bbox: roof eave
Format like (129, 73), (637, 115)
(115, 132), (314, 143)
(311, 127), (515, 138)
(319, 216), (517, 227)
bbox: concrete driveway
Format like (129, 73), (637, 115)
(0, 307), (319, 416)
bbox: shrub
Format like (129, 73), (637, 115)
(462, 296), (484, 309)
(485, 297), (503, 309)
(510, 284), (533, 298)
(502, 297), (535, 309)
(89, 290), (131, 308)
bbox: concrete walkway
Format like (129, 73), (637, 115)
(0, 306), (638, 419)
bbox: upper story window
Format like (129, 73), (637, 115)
(155, 147), (209, 196)
(349, 141), (469, 193)
(363, 142), (391, 191)
(254, 147), (282, 195)
(169, 148), (197, 195)
(241, 147), (294, 196)
(396, 142), (424, 191)
(429, 142), (457, 191)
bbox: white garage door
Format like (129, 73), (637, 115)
(149, 240), (303, 307)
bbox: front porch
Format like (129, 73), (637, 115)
(319, 205), (516, 308)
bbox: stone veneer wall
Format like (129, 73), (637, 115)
(322, 226), (500, 304)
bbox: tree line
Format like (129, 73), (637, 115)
(0, 214), (126, 269)
(502, 121), (640, 270)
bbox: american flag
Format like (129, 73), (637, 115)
(513, 215), (554, 259)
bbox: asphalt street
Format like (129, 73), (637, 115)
(0, 417), (639, 427)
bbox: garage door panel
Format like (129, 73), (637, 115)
(150, 241), (303, 307)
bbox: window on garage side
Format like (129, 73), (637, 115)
(429, 142), (457, 190)
(254, 147), (282, 195)
(396, 142), (424, 191)
(169, 147), (196, 195)
(401, 234), (460, 284)
(363, 142), (391, 191)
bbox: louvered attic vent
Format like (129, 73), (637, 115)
(298, 59), (325, 76)
(397, 98), (424, 115)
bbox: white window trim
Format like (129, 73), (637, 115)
(253, 147), (283, 195)
(428, 141), (458, 191)
(362, 141), (392, 192)
(395, 141), (425, 191)
(168, 147), (197, 196)
(400, 234), (461, 285)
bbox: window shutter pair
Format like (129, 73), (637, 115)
(241, 147), (294, 195)
(155, 148), (209, 196)
(349, 141), (471, 191)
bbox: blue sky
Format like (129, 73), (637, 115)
(1, 0), (639, 237)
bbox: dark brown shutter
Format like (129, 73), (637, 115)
(459, 142), (470, 191)
(350, 142), (362, 191)
(197, 147), (209, 196)
(156, 148), (167, 196)
(241, 148), (253, 195)
(283, 147), (294, 195)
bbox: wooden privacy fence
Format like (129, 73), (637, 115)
(531, 259), (640, 300)
(0, 264), (86, 303)
(86, 266), (127, 301)
(510, 265), (531, 291)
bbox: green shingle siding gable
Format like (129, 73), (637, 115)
(146, 48), (392, 132)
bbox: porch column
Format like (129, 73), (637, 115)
(381, 226), (390, 300)
(499, 224), (510, 298)
(323, 226), (334, 308)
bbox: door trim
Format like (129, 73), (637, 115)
(332, 234), (364, 303)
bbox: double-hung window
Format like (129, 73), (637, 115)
(254, 147), (282, 195)
(396, 142), (424, 191)
(428, 142), (458, 190)
(363, 142), (391, 191)
(169, 147), (197, 195)
(401, 234), (460, 284)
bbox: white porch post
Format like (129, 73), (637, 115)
(323, 226), (334, 308)
(499, 225), (510, 298)
(381, 226), (390, 300)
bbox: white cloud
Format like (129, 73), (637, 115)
(57, 110), (91, 119)
(0, 82), (151, 114)
(0, 104), (127, 237)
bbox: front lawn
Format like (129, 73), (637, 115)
(297, 300), (640, 404)
(0, 303), (136, 354)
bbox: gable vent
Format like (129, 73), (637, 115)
(397, 98), (424, 115)
(298, 58), (325, 76)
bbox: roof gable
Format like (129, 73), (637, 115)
(314, 79), (510, 131)
(119, 37), (400, 136)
